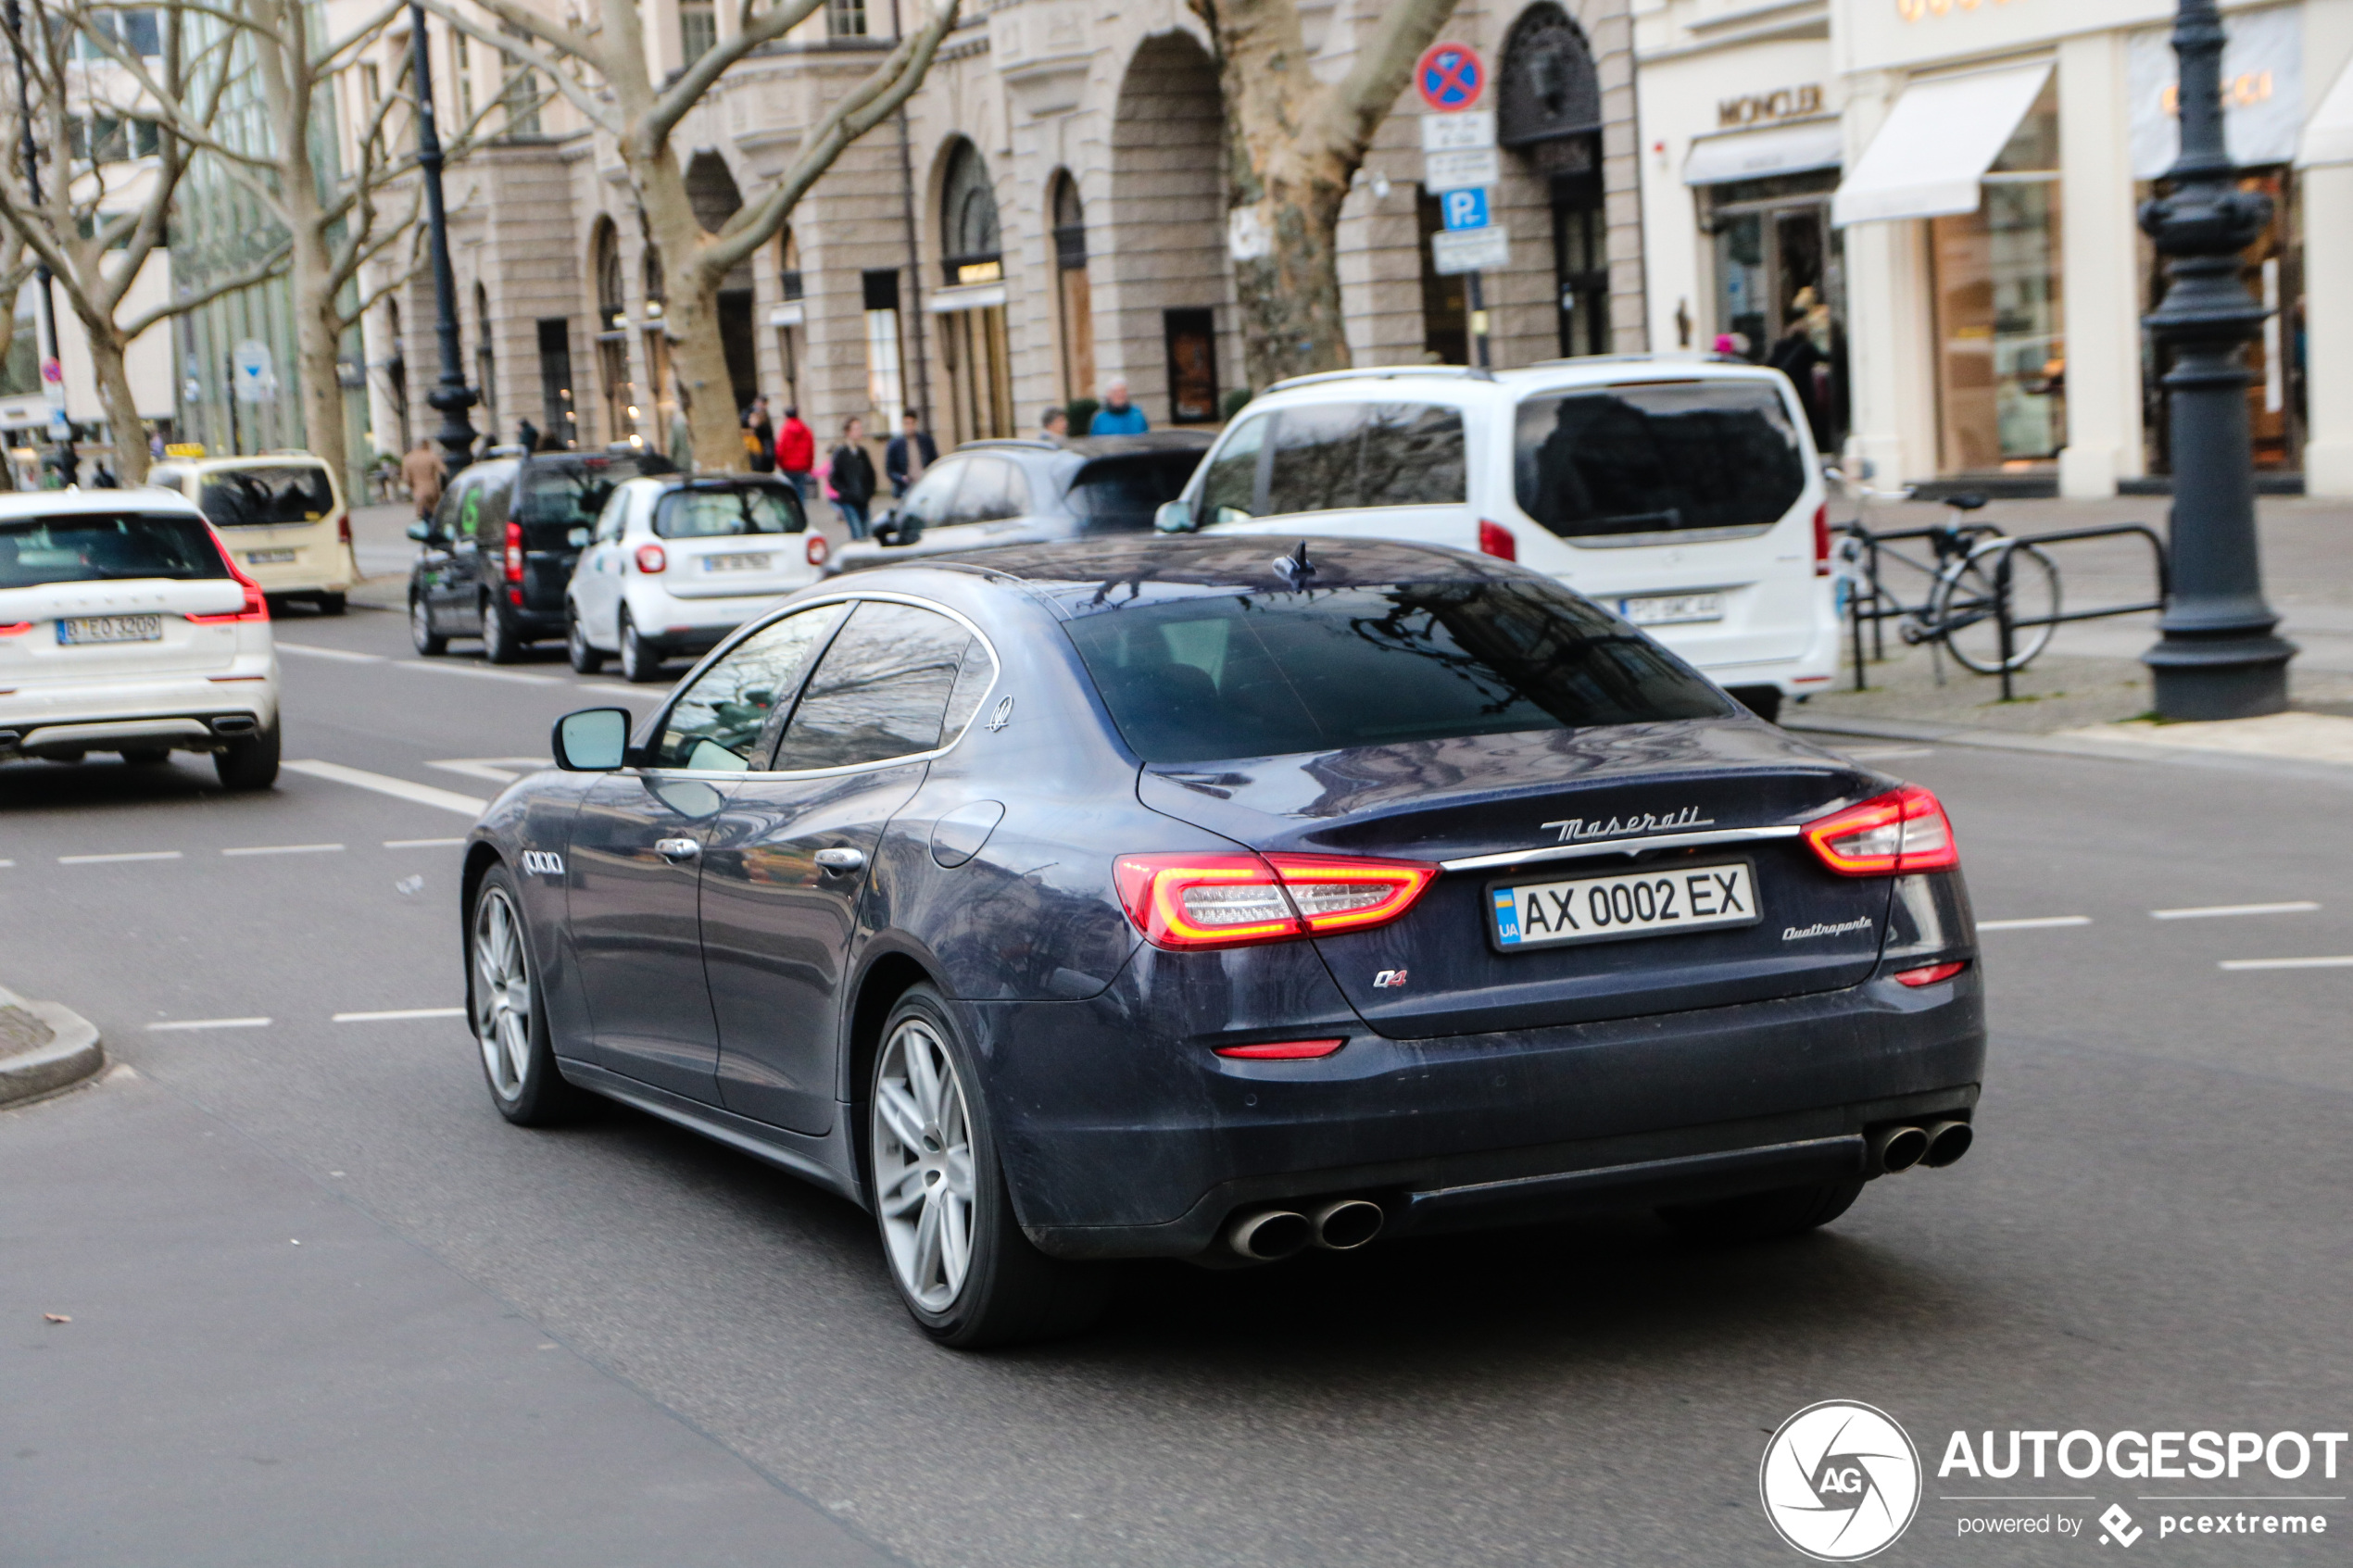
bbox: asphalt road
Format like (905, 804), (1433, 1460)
(5, 603), (2351, 1567)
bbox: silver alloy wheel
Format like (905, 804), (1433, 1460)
(410, 596), (432, 645)
(872, 1017), (977, 1311)
(471, 884), (534, 1100)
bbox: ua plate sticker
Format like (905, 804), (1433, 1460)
(1491, 860), (1757, 950)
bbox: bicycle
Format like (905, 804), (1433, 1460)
(1831, 480), (2062, 678)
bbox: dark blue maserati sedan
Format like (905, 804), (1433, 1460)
(461, 537), (1983, 1347)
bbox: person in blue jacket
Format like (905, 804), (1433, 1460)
(1087, 377), (1148, 435)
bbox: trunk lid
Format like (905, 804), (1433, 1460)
(1137, 721), (1895, 1038)
(0, 578), (245, 680)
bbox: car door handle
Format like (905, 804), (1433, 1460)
(655, 837), (700, 862)
(814, 847), (865, 874)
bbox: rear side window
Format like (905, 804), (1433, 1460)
(1063, 580), (1729, 765)
(1067, 453), (1202, 533)
(1202, 404), (1466, 520)
(519, 454), (671, 528)
(0, 513), (231, 587)
(653, 486), (805, 539)
(197, 464), (335, 528)
(1515, 382), (1806, 540)
(772, 601), (972, 771)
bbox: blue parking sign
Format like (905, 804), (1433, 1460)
(1441, 187), (1491, 232)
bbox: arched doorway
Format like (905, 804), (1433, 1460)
(473, 281), (498, 440)
(1110, 33), (1228, 424)
(685, 151), (760, 417)
(936, 139), (1013, 443)
(642, 239), (674, 440)
(591, 219), (635, 445)
(1051, 171), (1094, 410)
(1499, 5), (1607, 358)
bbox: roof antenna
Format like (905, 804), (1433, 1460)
(1275, 540), (1315, 583)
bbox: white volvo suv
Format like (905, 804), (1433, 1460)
(1152, 358), (1839, 721)
(0, 490), (281, 789)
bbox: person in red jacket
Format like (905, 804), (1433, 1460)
(774, 406), (815, 500)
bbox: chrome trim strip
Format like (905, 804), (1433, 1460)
(1439, 824), (1803, 873)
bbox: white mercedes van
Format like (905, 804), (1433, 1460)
(1153, 358), (1838, 719)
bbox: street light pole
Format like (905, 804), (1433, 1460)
(407, 0), (476, 473)
(2138, 0), (2294, 720)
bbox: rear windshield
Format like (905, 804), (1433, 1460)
(198, 464), (335, 528)
(1067, 453), (1202, 531)
(518, 455), (673, 528)
(0, 513), (230, 588)
(1201, 403), (1466, 520)
(1063, 580), (1730, 764)
(654, 485), (806, 539)
(1515, 382), (1806, 540)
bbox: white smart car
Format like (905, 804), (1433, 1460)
(565, 473), (826, 682)
(1152, 358), (1839, 721)
(0, 489), (281, 789)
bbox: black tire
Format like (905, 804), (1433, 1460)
(481, 597), (523, 664)
(1727, 685), (1782, 724)
(315, 591), (348, 616)
(1657, 1175), (1864, 1244)
(214, 719), (281, 792)
(566, 608), (605, 674)
(618, 608), (662, 684)
(410, 595), (447, 656)
(467, 866), (586, 1126)
(120, 746), (170, 766)
(867, 985), (1111, 1348)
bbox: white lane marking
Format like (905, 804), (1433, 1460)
(2219, 956), (2353, 972)
(428, 757), (548, 784)
(391, 660), (564, 687)
(332, 1007), (466, 1022)
(1843, 746), (1937, 759)
(58, 850), (184, 865)
(2152, 900), (2319, 921)
(0, 859), (14, 868)
(222, 843), (346, 857)
(1977, 916), (2092, 931)
(146, 1016), (271, 1031)
(282, 759), (487, 816)
(273, 641), (386, 664)
(384, 836), (467, 848)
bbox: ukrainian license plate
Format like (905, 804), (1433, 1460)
(1619, 592), (1725, 626)
(1490, 860), (1757, 950)
(702, 552), (773, 573)
(246, 548), (296, 565)
(57, 614), (163, 645)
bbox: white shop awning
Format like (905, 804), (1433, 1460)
(1831, 60), (2052, 228)
(2300, 57), (2353, 168)
(926, 281), (1007, 314)
(1683, 120), (1844, 186)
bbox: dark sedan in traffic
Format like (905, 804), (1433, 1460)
(460, 537), (1984, 1347)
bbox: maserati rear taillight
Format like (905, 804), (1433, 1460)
(1894, 960), (1968, 987)
(1114, 851), (1440, 950)
(1803, 785), (1958, 875)
(1214, 1038), (1346, 1060)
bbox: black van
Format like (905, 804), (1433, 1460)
(408, 448), (674, 662)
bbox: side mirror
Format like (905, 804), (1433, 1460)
(1152, 499), (1195, 534)
(551, 707), (631, 771)
(406, 521), (438, 543)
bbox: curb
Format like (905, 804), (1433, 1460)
(1782, 712), (2353, 789)
(0, 985), (106, 1109)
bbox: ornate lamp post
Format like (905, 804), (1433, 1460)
(2138, 0), (2294, 719)
(407, 0), (477, 472)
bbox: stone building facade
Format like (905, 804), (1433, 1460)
(364, 0), (1644, 467)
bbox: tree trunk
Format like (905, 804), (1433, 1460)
(82, 318), (150, 486)
(1227, 170), (1353, 392)
(290, 212), (352, 486)
(631, 150), (744, 472)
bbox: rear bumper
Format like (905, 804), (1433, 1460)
(0, 663), (279, 756)
(969, 969), (1985, 1260)
(622, 585), (796, 649)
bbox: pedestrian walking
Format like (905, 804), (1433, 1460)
(885, 408), (937, 498)
(829, 416), (877, 540)
(517, 416), (540, 455)
(44, 439), (79, 489)
(668, 406), (694, 470)
(775, 405), (814, 499)
(1087, 377), (1148, 435)
(401, 437), (447, 521)
(1040, 406), (1069, 440)
(744, 395), (776, 474)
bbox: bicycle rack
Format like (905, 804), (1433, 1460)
(1841, 521), (2171, 700)
(1978, 524), (2171, 702)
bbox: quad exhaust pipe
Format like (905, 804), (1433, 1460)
(1867, 1119), (1973, 1175)
(1225, 1198), (1388, 1261)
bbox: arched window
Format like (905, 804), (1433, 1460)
(473, 281), (497, 436)
(591, 218), (635, 445)
(593, 219), (624, 330)
(940, 140), (1001, 284)
(1050, 171), (1093, 405)
(1499, 4), (1609, 358)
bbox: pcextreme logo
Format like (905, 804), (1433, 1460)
(1760, 1400), (1924, 1562)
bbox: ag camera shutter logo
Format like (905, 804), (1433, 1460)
(1760, 1400), (1922, 1561)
